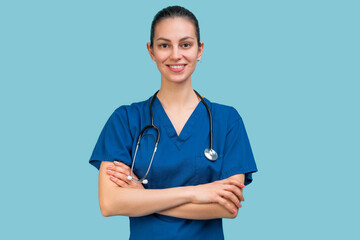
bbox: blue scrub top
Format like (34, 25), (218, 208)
(89, 95), (258, 240)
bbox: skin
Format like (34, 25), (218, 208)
(147, 17), (205, 135)
(101, 161), (245, 219)
(97, 17), (246, 220)
(106, 161), (245, 217)
(147, 17), (204, 86)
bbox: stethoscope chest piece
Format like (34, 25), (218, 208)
(204, 148), (218, 161)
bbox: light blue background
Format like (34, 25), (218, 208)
(1, 0), (359, 239)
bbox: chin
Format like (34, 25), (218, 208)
(165, 76), (191, 84)
(165, 72), (195, 84)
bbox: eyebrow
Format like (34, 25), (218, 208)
(155, 36), (195, 42)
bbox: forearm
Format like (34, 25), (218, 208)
(99, 162), (193, 217)
(102, 187), (192, 217)
(101, 161), (245, 218)
(157, 174), (245, 220)
(157, 202), (238, 220)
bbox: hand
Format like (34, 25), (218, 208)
(106, 161), (144, 189)
(190, 178), (245, 214)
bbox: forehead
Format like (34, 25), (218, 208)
(154, 17), (196, 40)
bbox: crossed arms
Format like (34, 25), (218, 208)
(98, 161), (245, 220)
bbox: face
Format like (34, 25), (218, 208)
(147, 17), (204, 84)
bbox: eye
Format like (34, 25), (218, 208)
(159, 43), (169, 48)
(182, 43), (191, 48)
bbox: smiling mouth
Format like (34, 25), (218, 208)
(167, 64), (186, 72)
(169, 65), (185, 69)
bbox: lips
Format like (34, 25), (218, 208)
(167, 64), (186, 72)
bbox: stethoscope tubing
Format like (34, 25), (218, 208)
(128, 90), (217, 184)
(193, 90), (213, 150)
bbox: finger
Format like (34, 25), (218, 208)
(224, 184), (244, 202)
(106, 163), (116, 170)
(220, 190), (241, 208)
(113, 163), (132, 176)
(106, 167), (131, 183)
(106, 169), (119, 178)
(113, 166), (139, 181)
(106, 168), (129, 181)
(111, 165), (130, 176)
(239, 191), (244, 202)
(216, 196), (237, 214)
(225, 179), (245, 189)
(110, 176), (129, 187)
(112, 171), (131, 182)
(112, 161), (140, 184)
(107, 163), (129, 177)
(113, 161), (131, 171)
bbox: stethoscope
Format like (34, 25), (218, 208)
(127, 90), (218, 184)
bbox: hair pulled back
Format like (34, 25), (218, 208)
(150, 6), (200, 48)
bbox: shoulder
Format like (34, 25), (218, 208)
(104, 97), (152, 136)
(205, 98), (242, 123)
(112, 97), (152, 119)
(101, 97), (151, 133)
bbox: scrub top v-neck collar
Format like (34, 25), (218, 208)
(152, 96), (204, 150)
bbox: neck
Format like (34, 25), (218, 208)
(157, 78), (199, 109)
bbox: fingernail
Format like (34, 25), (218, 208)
(107, 170), (113, 173)
(114, 161), (119, 164)
(107, 165), (113, 169)
(241, 184), (245, 188)
(239, 204), (242, 208)
(232, 209), (237, 213)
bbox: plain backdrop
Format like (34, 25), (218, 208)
(1, 0), (359, 239)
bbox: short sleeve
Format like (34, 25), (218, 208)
(89, 107), (133, 170)
(221, 115), (258, 186)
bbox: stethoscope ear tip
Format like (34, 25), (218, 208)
(128, 175), (148, 184)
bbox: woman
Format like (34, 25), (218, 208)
(89, 5), (257, 240)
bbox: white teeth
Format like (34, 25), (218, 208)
(169, 65), (184, 69)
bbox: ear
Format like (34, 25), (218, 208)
(196, 42), (204, 61)
(147, 42), (156, 61)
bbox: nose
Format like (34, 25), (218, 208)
(170, 46), (181, 60)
